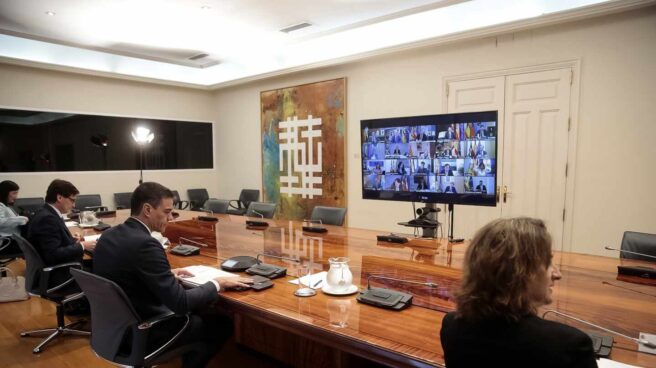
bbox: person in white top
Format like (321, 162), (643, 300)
(0, 180), (28, 236)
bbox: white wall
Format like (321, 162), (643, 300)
(0, 64), (219, 207)
(212, 7), (656, 256)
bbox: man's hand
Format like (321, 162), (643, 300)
(172, 268), (194, 278)
(82, 240), (97, 251)
(215, 276), (254, 291)
(72, 232), (83, 242)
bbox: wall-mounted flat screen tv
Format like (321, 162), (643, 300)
(361, 111), (498, 206)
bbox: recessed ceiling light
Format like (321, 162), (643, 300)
(200, 5), (211, 10)
(45, 11), (56, 16)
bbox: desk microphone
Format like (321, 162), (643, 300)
(246, 210), (269, 227)
(357, 275), (438, 310)
(178, 237), (208, 248)
(255, 253), (300, 264)
(542, 309), (656, 349)
(604, 246), (656, 260)
(251, 210), (264, 218)
(366, 275), (438, 290)
(303, 219), (322, 224)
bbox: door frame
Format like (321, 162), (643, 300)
(442, 59), (581, 252)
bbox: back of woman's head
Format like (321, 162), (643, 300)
(0, 180), (19, 205)
(455, 217), (552, 321)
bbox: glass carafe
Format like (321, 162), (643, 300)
(325, 257), (352, 292)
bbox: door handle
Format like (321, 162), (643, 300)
(496, 186), (500, 203)
(503, 185), (511, 203)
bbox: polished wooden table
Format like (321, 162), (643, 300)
(83, 210), (656, 367)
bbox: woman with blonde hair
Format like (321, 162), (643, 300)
(440, 217), (596, 368)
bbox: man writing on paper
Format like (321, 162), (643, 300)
(94, 182), (252, 368)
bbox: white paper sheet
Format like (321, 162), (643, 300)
(179, 265), (237, 287)
(597, 358), (641, 368)
(288, 271), (328, 290)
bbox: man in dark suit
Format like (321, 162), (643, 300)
(94, 182), (252, 368)
(475, 180), (487, 193)
(28, 179), (96, 286)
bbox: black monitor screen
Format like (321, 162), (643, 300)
(361, 111), (497, 206)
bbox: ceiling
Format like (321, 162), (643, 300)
(0, 0), (652, 89)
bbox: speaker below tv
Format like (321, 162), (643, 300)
(361, 111), (498, 207)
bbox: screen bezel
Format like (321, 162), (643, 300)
(360, 110), (498, 206)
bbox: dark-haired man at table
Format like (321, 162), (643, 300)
(93, 182), (252, 368)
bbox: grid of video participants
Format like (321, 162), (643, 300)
(362, 122), (496, 194)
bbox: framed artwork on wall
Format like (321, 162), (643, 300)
(260, 78), (347, 220)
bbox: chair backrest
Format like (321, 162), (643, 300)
(75, 194), (102, 211)
(620, 231), (656, 261)
(13, 197), (45, 217)
(246, 202), (276, 219)
(71, 268), (146, 365)
(203, 199), (230, 214)
(171, 190), (188, 210)
(113, 192), (132, 210)
(12, 234), (45, 294)
(239, 189), (260, 209)
(311, 206), (347, 226)
(187, 189), (209, 210)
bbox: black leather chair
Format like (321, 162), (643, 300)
(620, 231), (656, 261)
(114, 192), (132, 210)
(75, 194), (107, 212)
(187, 189), (210, 211)
(71, 269), (197, 367)
(172, 190), (189, 210)
(310, 206), (347, 226)
(227, 189), (260, 216)
(0, 235), (23, 270)
(245, 202), (276, 219)
(202, 199), (230, 214)
(13, 197), (45, 218)
(13, 235), (89, 353)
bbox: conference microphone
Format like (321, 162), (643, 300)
(542, 309), (656, 349)
(178, 237), (208, 248)
(255, 253), (300, 265)
(246, 210), (268, 227)
(358, 275), (438, 310)
(251, 210), (264, 218)
(365, 275), (439, 290)
(604, 246), (656, 260)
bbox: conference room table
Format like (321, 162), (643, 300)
(80, 210), (656, 367)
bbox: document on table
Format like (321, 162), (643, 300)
(179, 265), (237, 287)
(288, 271), (327, 289)
(83, 234), (102, 242)
(597, 358), (640, 368)
(65, 221), (78, 228)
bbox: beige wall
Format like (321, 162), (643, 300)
(0, 64), (219, 207)
(212, 7), (656, 256)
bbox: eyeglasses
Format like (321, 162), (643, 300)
(66, 196), (77, 203)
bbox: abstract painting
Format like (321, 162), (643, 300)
(261, 78), (346, 221)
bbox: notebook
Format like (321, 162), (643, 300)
(178, 265), (238, 287)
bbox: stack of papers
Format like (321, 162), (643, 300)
(83, 234), (102, 242)
(288, 271), (327, 290)
(65, 221), (78, 228)
(597, 358), (640, 368)
(179, 265), (237, 287)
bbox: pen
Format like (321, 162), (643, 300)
(313, 279), (322, 288)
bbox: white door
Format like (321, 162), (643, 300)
(446, 76), (505, 239)
(502, 69), (571, 250)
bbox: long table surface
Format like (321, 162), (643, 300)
(80, 210), (656, 367)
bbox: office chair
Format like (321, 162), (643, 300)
(14, 235), (89, 353)
(0, 235), (23, 271)
(71, 269), (198, 367)
(245, 202), (276, 219)
(13, 197), (45, 218)
(113, 192), (132, 210)
(620, 231), (656, 261)
(75, 194), (107, 212)
(171, 190), (189, 210)
(310, 206), (347, 226)
(187, 189), (210, 211)
(227, 189), (260, 216)
(202, 199), (230, 214)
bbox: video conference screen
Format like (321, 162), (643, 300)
(360, 111), (498, 206)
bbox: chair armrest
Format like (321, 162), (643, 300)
(62, 291), (85, 304)
(0, 236), (11, 252)
(177, 200), (189, 210)
(40, 262), (83, 295)
(228, 200), (242, 210)
(138, 311), (177, 330)
(143, 314), (191, 362)
(116, 205), (126, 210)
